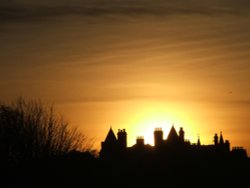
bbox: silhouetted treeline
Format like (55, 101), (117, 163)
(0, 97), (93, 169)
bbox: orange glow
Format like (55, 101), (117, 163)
(0, 2), (249, 154)
(116, 101), (199, 147)
(57, 95), (249, 153)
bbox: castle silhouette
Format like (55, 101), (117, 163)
(100, 126), (248, 161)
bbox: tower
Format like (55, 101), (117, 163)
(214, 133), (218, 145)
(100, 127), (119, 160)
(117, 129), (127, 149)
(154, 128), (163, 147)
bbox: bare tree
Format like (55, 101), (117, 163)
(0, 97), (93, 166)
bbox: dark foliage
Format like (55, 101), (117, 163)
(0, 97), (93, 168)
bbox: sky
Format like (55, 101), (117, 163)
(0, 0), (250, 154)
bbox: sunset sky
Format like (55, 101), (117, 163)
(0, 0), (250, 154)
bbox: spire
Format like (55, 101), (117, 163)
(167, 125), (179, 142)
(104, 127), (117, 143)
(197, 134), (201, 146)
(219, 131), (224, 144)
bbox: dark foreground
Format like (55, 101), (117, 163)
(2, 153), (250, 188)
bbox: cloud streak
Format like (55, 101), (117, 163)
(1, 0), (249, 22)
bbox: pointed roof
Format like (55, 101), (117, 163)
(219, 131), (224, 144)
(167, 126), (179, 141)
(104, 127), (117, 143)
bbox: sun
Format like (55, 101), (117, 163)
(133, 113), (187, 146)
(122, 102), (196, 147)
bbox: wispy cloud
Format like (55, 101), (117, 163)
(0, 0), (249, 22)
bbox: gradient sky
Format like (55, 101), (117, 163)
(0, 0), (250, 153)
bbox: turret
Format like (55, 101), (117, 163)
(179, 127), (185, 142)
(154, 128), (163, 147)
(100, 127), (119, 160)
(117, 129), (127, 149)
(214, 133), (218, 145)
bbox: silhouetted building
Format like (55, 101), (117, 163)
(100, 126), (248, 161)
(99, 127), (128, 160)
